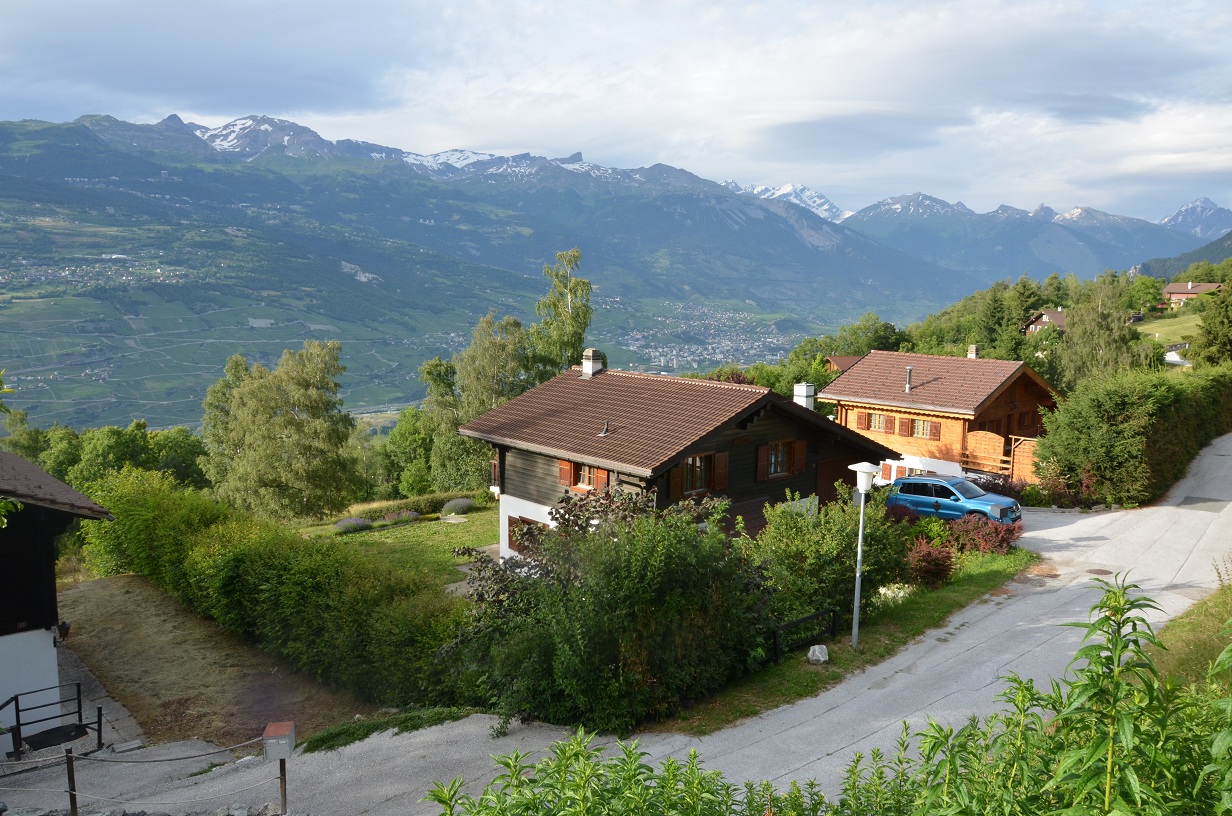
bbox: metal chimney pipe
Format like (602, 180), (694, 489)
(905, 366), (913, 393)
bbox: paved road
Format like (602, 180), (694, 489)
(4, 432), (1231, 815)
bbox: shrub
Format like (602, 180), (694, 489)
(340, 491), (483, 523)
(383, 509), (420, 523)
(906, 536), (955, 589)
(947, 514), (1022, 555)
(752, 487), (911, 622)
(440, 497), (474, 516)
(333, 516), (373, 533)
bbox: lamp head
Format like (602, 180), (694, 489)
(848, 461), (879, 494)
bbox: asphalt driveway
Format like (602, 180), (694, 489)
(5, 432), (1231, 815)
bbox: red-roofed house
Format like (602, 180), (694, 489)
(1, 451), (110, 757)
(1164, 281), (1223, 308)
(817, 349), (1056, 484)
(459, 349), (897, 558)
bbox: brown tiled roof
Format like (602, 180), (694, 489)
(460, 367), (894, 477)
(1022, 309), (1066, 332)
(0, 451), (112, 520)
(818, 350), (1039, 416)
(825, 355), (864, 372)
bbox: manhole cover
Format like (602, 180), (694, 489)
(1087, 568), (1113, 575)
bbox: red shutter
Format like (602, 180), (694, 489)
(884, 417), (896, 435)
(711, 452), (729, 490)
(756, 445), (769, 482)
(668, 465), (683, 500)
(791, 439), (806, 475)
(881, 462), (892, 481)
(596, 468), (609, 491)
(558, 459), (573, 486)
(856, 411), (870, 430)
(898, 418), (911, 437)
(929, 421), (941, 441)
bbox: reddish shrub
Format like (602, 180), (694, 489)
(947, 514), (1022, 555)
(907, 536), (955, 589)
(884, 503), (919, 524)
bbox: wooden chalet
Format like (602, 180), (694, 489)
(459, 349), (897, 558)
(818, 349), (1057, 484)
(1, 452), (110, 757)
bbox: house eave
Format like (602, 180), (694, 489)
(457, 427), (655, 478)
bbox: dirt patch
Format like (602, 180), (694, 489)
(58, 574), (378, 747)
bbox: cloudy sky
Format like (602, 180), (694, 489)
(2, 0), (1230, 220)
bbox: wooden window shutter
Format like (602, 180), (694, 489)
(881, 462), (892, 481)
(856, 411), (869, 430)
(668, 465), (683, 500)
(929, 421), (941, 441)
(558, 459), (573, 486)
(596, 468), (609, 491)
(898, 418), (912, 437)
(790, 440), (806, 475)
(884, 417), (896, 435)
(711, 452), (729, 490)
(756, 445), (770, 482)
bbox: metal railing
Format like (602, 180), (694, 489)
(768, 608), (839, 664)
(1, 683), (101, 760)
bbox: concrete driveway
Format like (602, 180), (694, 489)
(4, 432), (1231, 815)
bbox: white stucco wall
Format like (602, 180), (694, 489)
(499, 494), (556, 560)
(0, 629), (60, 755)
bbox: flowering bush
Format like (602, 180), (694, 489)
(333, 517), (373, 533)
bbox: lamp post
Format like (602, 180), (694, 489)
(848, 462), (880, 650)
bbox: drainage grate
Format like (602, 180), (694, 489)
(1086, 568), (1113, 576)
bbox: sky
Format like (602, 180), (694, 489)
(1, 1), (1230, 221)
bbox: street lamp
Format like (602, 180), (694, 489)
(848, 462), (880, 650)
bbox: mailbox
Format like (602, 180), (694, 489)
(262, 721), (295, 761)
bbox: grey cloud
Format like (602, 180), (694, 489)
(754, 110), (970, 162)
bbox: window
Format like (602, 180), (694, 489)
(767, 440), (792, 476)
(909, 419), (941, 440)
(558, 460), (608, 492)
(668, 451), (729, 499)
(756, 439), (806, 482)
(868, 413), (889, 432)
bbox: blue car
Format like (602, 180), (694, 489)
(886, 475), (1021, 523)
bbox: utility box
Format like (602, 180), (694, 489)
(262, 721), (295, 761)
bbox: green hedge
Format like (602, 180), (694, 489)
(81, 467), (464, 705)
(1036, 365), (1232, 506)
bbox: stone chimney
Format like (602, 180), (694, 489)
(580, 348), (606, 379)
(904, 366), (913, 393)
(968, 344), (979, 359)
(793, 382), (816, 410)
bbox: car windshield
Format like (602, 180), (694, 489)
(951, 479), (987, 499)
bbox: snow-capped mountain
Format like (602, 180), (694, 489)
(193, 115), (343, 159)
(722, 181), (850, 222)
(1159, 197), (1232, 241)
(852, 192), (975, 220)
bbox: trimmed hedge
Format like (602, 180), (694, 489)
(81, 467), (464, 706)
(1036, 365), (1232, 506)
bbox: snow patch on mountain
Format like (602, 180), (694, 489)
(722, 181), (850, 221)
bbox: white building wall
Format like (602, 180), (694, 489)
(499, 494), (556, 560)
(0, 629), (60, 755)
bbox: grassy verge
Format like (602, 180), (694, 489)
(301, 706), (475, 753)
(1138, 310), (1202, 346)
(1149, 582), (1232, 687)
(654, 547), (1038, 735)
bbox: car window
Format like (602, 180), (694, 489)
(898, 482), (920, 496)
(951, 480), (987, 499)
(931, 484), (958, 500)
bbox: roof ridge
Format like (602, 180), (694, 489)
(602, 368), (771, 393)
(866, 350), (1023, 365)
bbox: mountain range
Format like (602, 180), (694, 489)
(0, 113), (1227, 429)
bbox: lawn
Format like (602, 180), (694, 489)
(1138, 310), (1203, 346)
(314, 506), (500, 586)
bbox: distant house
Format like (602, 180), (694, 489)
(1020, 309), (1067, 335)
(824, 355), (864, 373)
(817, 348), (1057, 484)
(1, 452), (110, 757)
(1164, 281), (1223, 308)
(459, 349), (897, 558)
